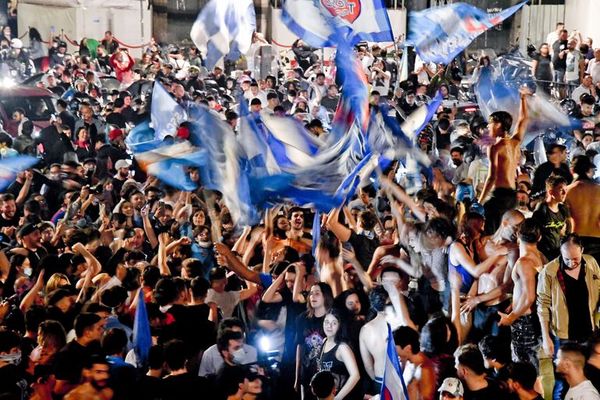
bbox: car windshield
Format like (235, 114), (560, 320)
(0, 95), (56, 121)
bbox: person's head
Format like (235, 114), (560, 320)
(101, 328), (128, 357)
(450, 146), (464, 166)
(572, 154), (596, 179)
(545, 175), (568, 203)
(438, 377), (464, 400)
(311, 370), (336, 399)
(507, 362), (538, 394)
(357, 210), (377, 232)
(556, 342), (586, 377)
(498, 209), (525, 242)
(478, 335), (511, 370)
(322, 308), (347, 343)
(518, 218), (541, 245)
(82, 355), (110, 390)
(423, 217), (455, 249)
(163, 339), (188, 372)
(560, 234), (584, 270)
(455, 344), (486, 382)
(217, 330), (245, 366)
(74, 312), (104, 343)
(288, 206), (305, 230)
(539, 42), (550, 56)
(36, 320), (66, 364)
(250, 98), (262, 113)
(559, 28), (568, 41)
(488, 111), (513, 137)
(12, 107), (25, 122)
(0, 193), (15, 218)
(394, 326), (420, 362)
(338, 289), (363, 316)
(308, 282), (334, 317)
(568, 38), (578, 50)
(209, 267), (227, 293)
(273, 214), (290, 238)
(547, 143), (567, 164)
(18, 223), (42, 250)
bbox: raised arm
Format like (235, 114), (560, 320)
(511, 88), (531, 144)
(326, 207), (352, 243)
(379, 176), (427, 223)
(214, 242), (261, 285)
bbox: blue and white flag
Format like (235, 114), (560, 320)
(151, 82), (187, 140)
(281, 0), (393, 48)
(380, 324), (409, 400)
(408, 1), (526, 64)
(125, 120), (162, 153)
(400, 92), (443, 142)
(190, 0), (256, 69)
(0, 155), (38, 192)
(133, 289), (151, 367)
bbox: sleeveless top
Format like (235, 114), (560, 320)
(319, 340), (349, 395)
(448, 240), (475, 294)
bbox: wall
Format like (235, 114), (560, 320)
(18, 2), (152, 58)
(564, 0), (600, 46)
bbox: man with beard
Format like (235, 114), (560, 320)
(112, 159), (131, 199)
(64, 355), (113, 400)
(461, 210), (524, 342)
(14, 223), (47, 270)
(451, 146), (469, 185)
(53, 313), (104, 396)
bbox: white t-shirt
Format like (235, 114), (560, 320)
(565, 50), (582, 82)
(206, 289), (241, 318)
(565, 380), (600, 400)
(586, 59), (600, 84)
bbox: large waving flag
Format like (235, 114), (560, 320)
(474, 53), (577, 146)
(133, 289), (151, 367)
(407, 1), (526, 64)
(135, 142), (208, 191)
(400, 92), (443, 142)
(190, 0), (256, 69)
(125, 120), (162, 153)
(151, 82), (188, 140)
(281, 0), (393, 48)
(380, 324), (409, 400)
(0, 156), (38, 192)
(329, 33), (370, 145)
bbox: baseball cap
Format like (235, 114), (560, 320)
(114, 159), (131, 170)
(17, 223), (40, 238)
(438, 377), (464, 397)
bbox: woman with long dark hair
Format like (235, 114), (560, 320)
(295, 282), (334, 400)
(318, 307), (361, 399)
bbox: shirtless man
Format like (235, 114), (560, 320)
(565, 155), (600, 263)
(287, 206), (312, 254)
(498, 219), (544, 370)
(479, 88), (530, 234)
(461, 210), (524, 341)
(360, 283), (414, 396)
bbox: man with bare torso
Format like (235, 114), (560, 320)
(461, 210), (524, 342)
(479, 89), (530, 234)
(498, 219), (544, 371)
(565, 155), (600, 263)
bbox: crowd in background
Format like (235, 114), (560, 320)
(0, 18), (599, 400)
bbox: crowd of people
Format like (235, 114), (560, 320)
(0, 17), (599, 400)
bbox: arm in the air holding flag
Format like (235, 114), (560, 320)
(326, 207), (352, 243)
(510, 87), (531, 144)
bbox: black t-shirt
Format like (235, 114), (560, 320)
(53, 340), (101, 384)
(563, 263), (593, 342)
(161, 373), (212, 400)
(532, 202), (570, 261)
(464, 378), (507, 400)
(553, 40), (568, 70)
(295, 312), (325, 384)
(348, 231), (379, 271)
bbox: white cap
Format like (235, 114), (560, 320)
(114, 159), (131, 170)
(438, 377), (464, 397)
(10, 38), (22, 49)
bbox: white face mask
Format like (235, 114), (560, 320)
(23, 267), (32, 277)
(0, 351), (21, 365)
(231, 348), (245, 365)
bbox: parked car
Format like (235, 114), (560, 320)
(0, 86), (57, 136)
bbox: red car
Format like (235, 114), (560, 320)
(0, 86), (57, 136)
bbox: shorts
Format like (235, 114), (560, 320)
(511, 313), (541, 372)
(483, 188), (517, 235)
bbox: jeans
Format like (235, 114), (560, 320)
(511, 313), (541, 372)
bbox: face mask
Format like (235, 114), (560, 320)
(231, 348), (245, 365)
(23, 267), (32, 277)
(518, 201), (528, 208)
(0, 351), (21, 365)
